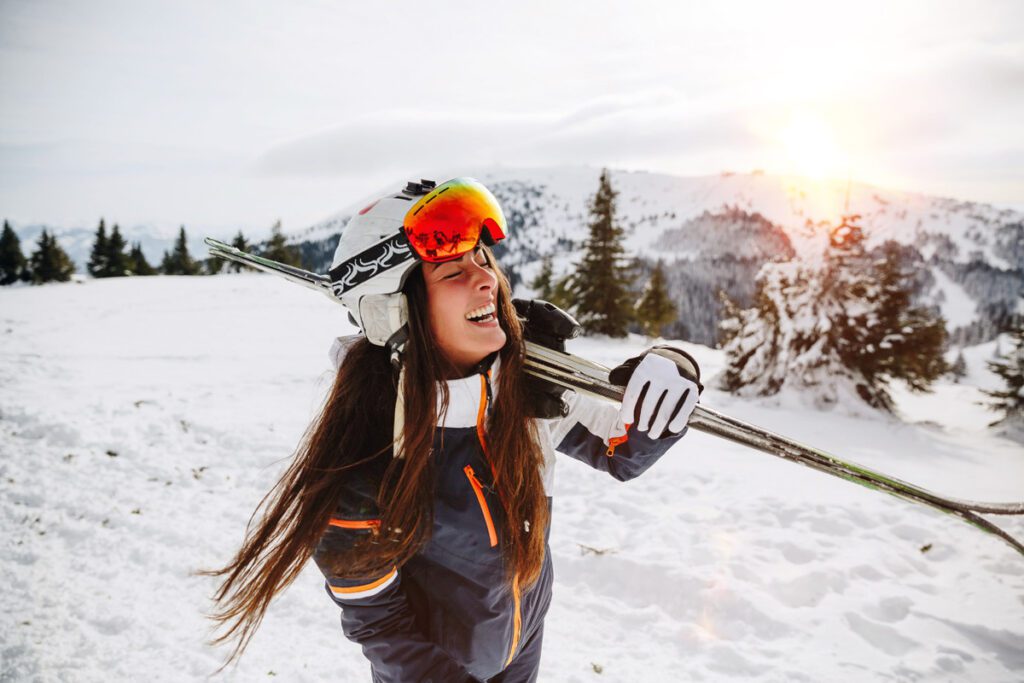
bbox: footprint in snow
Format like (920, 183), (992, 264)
(777, 541), (818, 565)
(848, 564), (886, 582)
(862, 595), (913, 623)
(770, 570), (848, 608)
(844, 612), (918, 656)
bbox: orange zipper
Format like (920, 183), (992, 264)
(464, 465), (498, 548)
(606, 423), (632, 457)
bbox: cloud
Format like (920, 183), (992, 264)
(251, 97), (758, 178)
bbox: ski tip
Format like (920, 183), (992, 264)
(204, 237), (231, 250)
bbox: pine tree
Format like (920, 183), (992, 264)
(162, 226), (200, 275)
(720, 218), (947, 412)
(0, 220), (28, 285)
(568, 169), (634, 336)
(103, 224), (130, 277)
(260, 220), (301, 267)
(635, 261), (676, 338)
(87, 219), (109, 277)
(849, 240), (947, 403)
(229, 230), (249, 273)
(531, 256), (555, 299)
(205, 254), (225, 275)
(716, 290), (743, 346)
(29, 230), (75, 283)
(128, 242), (155, 275)
(984, 310), (1024, 430)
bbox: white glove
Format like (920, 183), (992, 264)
(618, 353), (700, 438)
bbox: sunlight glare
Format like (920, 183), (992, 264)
(780, 112), (846, 181)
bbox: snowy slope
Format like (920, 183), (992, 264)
(2, 275), (1023, 682)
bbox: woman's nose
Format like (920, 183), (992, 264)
(468, 260), (495, 290)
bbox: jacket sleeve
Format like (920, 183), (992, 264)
(313, 493), (475, 682)
(548, 390), (686, 481)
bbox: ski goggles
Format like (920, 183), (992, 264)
(402, 177), (507, 263)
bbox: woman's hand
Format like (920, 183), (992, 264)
(609, 347), (703, 439)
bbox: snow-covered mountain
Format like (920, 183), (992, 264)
(294, 167), (1023, 347)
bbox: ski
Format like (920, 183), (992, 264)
(205, 240), (1024, 556)
(204, 238), (333, 295)
(524, 341), (1024, 556)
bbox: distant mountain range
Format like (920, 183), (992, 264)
(291, 167), (1024, 346)
(11, 167), (1022, 346)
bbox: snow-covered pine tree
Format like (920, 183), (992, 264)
(984, 307), (1024, 435)
(719, 216), (947, 411)
(719, 259), (827, 398)
(635, 261), (676, 338)
(0, 220), (28, 285)
(569, 169), (633, 337)
(29, 230), (75, 283)
(103, 224), (130, 277)
(716, 289), (743, 346)
(851, 240), (947, 403)
(129, 242), (155, 275)
(87, 219), (108, 277)
(161, 226), (200, 275)
(261, 220), (302, 267)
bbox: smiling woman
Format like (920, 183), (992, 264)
(425, 247), (507, 376)
(201, 177), (702, 682)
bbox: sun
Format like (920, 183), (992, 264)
(780, 112), (846, 181)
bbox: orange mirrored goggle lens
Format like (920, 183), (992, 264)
(403, 178), (507, 263)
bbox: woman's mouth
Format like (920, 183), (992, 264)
(465, 302), (497, 326)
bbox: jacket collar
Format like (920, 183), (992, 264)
(436, 353), (500, 429)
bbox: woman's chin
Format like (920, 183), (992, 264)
(464, 319), (507, 348)
(481, 328), (508, 355)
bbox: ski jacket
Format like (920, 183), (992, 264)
(313, 336), (687, 682)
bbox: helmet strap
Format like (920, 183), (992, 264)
(385, 326), (408, 371)
(392, 363), (406, 459)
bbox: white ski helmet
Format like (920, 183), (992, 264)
(328, 177), (506, 353)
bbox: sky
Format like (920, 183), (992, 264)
(1, 0), (1022, 235)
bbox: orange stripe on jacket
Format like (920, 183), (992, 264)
(476, 373), (491, 459)
(329, 567), (398, 595)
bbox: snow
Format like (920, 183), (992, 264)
(930, 267), (977, 329)
(2, 274), (1024, 682)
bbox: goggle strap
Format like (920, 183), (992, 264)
(329, 232), (412, 297)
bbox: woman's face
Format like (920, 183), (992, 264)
(423, 247), (507, 376)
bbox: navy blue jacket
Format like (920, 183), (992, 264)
(314, 338), (685, 682)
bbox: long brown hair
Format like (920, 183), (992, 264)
(202, 247), (549, 665)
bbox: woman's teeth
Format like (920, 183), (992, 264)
(465, 303), (496, 322)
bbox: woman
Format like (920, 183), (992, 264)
(206, 177), (702, 682)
